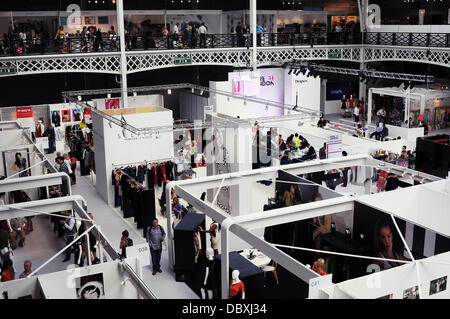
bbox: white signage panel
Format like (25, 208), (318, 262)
(126, 243), (151, 267)
(308, 274), (333, 299)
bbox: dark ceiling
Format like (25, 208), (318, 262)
(0, 0), (357, 11)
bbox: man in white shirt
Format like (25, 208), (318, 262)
(353, 105), (360, 122)
(198, 22), (207, 48)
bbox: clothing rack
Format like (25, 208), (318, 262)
(68, 131), (94, 152)
(114, 167), (146, 190)
(111, 158), (173, 168)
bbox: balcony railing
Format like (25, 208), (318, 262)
(0, 31), (362, 56)
(365, 32), (450, 47)
(0, 31), (448, 57)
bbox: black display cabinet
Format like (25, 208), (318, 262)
(174, 213), (206, 282)
(215, 251), (264, 299)
(415, 134), (450, 178)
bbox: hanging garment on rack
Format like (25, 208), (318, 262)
(152, 166), (158, 185)
(165, 161), (174, 181)
(161, 162), (167, 184)
(147, 167), (155, 189)
(157, 164), (163, 187)
(137, 165), (147, 184)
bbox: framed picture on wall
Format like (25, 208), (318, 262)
(60, 17), (68, 26)
(76, 273), (105, 299)
(98, 16), (109, 25)
(84, 16), (96, 25)
(61, 109), (71, 122)
(69, 16), (82, 26)
(403, 285), (420, 299)
(72, 109), (82, 122)
(2, 149), (31, 178)
(430, 276), (447, 296)
(50, 110), (61, 127)
(105, 98), (120, 109)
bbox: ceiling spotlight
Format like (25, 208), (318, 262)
(120, 277), (131, 286)
(95, 0), (98, 3)
(294, 70), (301, 76)
(288, 69), (293, 75)
(200, 90), (204, 95)
(133, 91), (137, 97)
(107, 93), (111, 98)
(77, 95), (82, 101)
(167, 89), (172, 95)
(191, 87), (195, 93)
(108, 120), (112, 128)
(265, 104), (269, 111)
(112, 0), (116, 3)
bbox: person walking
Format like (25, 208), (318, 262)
(44, 124), (56, 154)
(198, 22), (207, 48)
(120, 229), (133, 258)
(146, 218), (166, 275)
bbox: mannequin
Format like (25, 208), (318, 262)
(229, 269), (245, 299)
(341, 95), (347, 110)
(349, 95), (354, 109)
(200, 248), (216, 299)
(36, 120), (44, 138)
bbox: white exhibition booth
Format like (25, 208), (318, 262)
(166, 154), (447, 299)
(93, 106), (173, 204)
(321, 179), (450, 299)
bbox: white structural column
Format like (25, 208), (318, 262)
(229, 125), (253, 218)
(360, 62), (367, 117)
(368, 88), (373, 124)
(250, 0), (257, 71)
(116, 0), (129, 108)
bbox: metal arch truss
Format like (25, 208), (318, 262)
(62, 82), (320, 136)
(1, 45), (450, 77)
(288, 62), (434, 83)
(364, 45), (450, 69)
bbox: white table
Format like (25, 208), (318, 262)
(240, 249), (271, 269)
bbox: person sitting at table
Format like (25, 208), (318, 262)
(372, 217), (410, 270)
(172, 197), (186, 219)
(282, 185), (302, 207)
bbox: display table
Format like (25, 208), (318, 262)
(239, 249), (271, 269)
(215, 251), (264, 299)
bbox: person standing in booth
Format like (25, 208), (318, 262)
(44, 124), (56, 154)
(146, 218), (166, 276)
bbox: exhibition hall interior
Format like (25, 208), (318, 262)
(0, 0), (450, 300)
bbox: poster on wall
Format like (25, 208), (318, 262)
(83, 109), (92, 121)
(72, 109), (82, 122)
(376, 293), (393, 299)
(76, 273), (105, 299)
(61, 109), (71, 122)
(105, 98), (120, 109)
(84, 16), (96, 25)
(2, 149), (31, 178)
(232, 75), (260, 97)
(16, 107), (34, 119)
(403, 285), (420, 299)
(51, 110), (61, 127)
(429, 276), (447, 296)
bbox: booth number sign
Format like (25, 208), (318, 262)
(0, 66), (16, 74)
(174, 57), (192, 65)
(328, 51), (342, 59)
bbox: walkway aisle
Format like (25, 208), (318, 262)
(71, 163), (198, 299)
(11, 215), (67, 277)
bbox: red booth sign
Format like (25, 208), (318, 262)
(16, 107), (34, 119)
